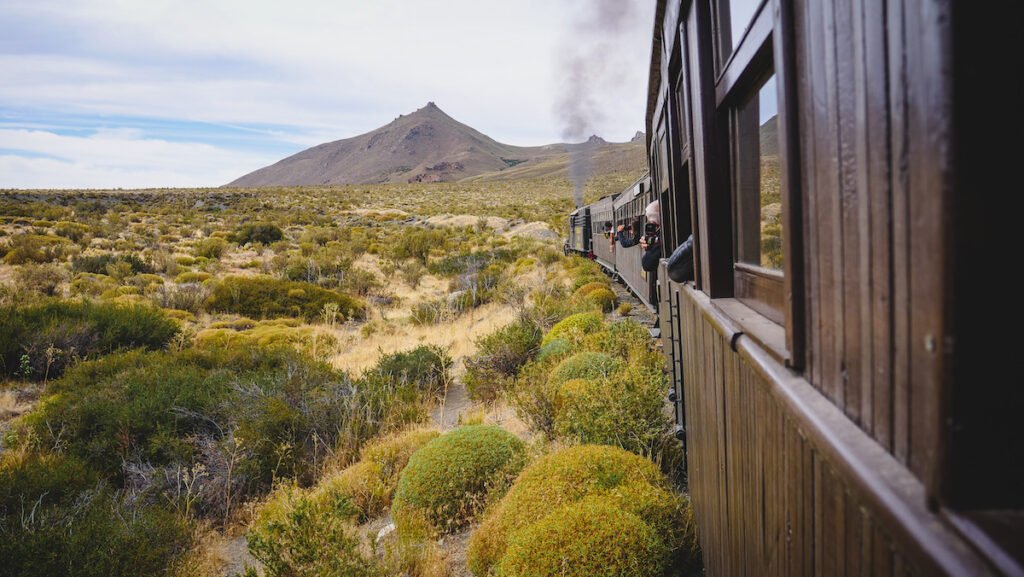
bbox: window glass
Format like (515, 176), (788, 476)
(734, 73), (782, 270)
(717, 0), (761, 66)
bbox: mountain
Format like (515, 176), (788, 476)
(227, 103), (645, 186)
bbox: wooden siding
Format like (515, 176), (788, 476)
(791, 0), (952, 483)
(668, 277), (995, 576)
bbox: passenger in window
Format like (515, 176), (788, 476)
(640, 200), (662, 272)
(616, 216), (644, 248)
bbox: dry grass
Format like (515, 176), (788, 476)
(0, 390), (32, 421)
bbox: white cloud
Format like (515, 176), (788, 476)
(0, 128), (277, 188)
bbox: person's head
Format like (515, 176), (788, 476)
(645, 200), (661, 226)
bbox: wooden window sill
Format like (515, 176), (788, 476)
(711, 297), (788, 364)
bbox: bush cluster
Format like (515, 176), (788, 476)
(0, 300), (178, 380)
(392, 425), (526, 536)
(467, 445), (699, 577)
(232, 222), (284, 245)
(205, 275), (365, 322)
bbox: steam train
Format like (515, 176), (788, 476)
(569, 1), (1019, 575)
(565, 174), (659, 310)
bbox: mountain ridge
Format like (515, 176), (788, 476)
(227, 103), (645, 187)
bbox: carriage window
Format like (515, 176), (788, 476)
(715, 0), (763, 68)
(734, 73), (782, 270)
(730, 70), (784, 324)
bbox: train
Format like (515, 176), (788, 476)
(568, 1), (1019, 575)
(564, 174), (659, 311)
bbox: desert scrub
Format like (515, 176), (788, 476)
(193, 236), (228, 259)
(0, 299), (178, 380)
(581, 286), (617, 312)
(247, 482), (378, 577)
(0, 483), (190, 577)
(466, 445), (698, 576)
(316, 427), (440, 521)
(72, 253), (152, 275)
(206, 275), (365, 322)
(392, 425), (526, 536)
(363, 345), (452, 397)
(616, 302), (633, 316)
(570, 281), (611, 300)
(463, 317), (542, 402)
(541, 311), (605, 347)
(497, 496), (668, 577)
(232, 222), (284, 245)
(2, 233), (77, 264)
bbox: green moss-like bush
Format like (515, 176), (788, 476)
(206, 275), (365, 322)
(392, 425), (526, 535)
(70, 272), (118, 296)
(536, 337), (572, 362)
(571, 281), (610, 300)
(584, 287), (617, 312)
(547, 351), (623, 387)
(497, 496), (668, 577)
(174, 271), (211, 283)
(466, 445), (697, 576)
(315, 428), (440, 521)
(541, 311), (605, 347)
(247, 483), (377, 577)
(0, 300), (178, 380)
(193, 236), (228, 259)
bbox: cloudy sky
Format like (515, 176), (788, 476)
(0, 0), (655, 189)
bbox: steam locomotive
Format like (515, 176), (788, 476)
(569, 1), (1018, 575)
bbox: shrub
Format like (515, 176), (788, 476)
(497, 496), (668, 577)
(233, 223), (284, 246)
(0, 452), (97, 514)
(206, 276), (365, 322)
(365, 345), (452, 397)
(193, 237), (228, 259)
(536, 337), (572, 362)
(174, 271), (211, 283)
(392, 425), (525, 536)
(14, 263), (69, 297)
(247, 483), (377, 577)
(466, 445), (697, 576)
(617, 302), (633, 316)
(0, 300), (179, 380)
(70, 272), (118, 297)
(72, 253), (152, 275)
(386, 227), (446, 265)
(553, 370), (668, 455)
(547, 351), (623, 388)
(316, 428), (440, 521)
(0, 485), (190, 577)
(583, 287), (617, 312)
(464, 318), (542, 402)
(571, 281), (610, 300)
(3, 234), (76, 264)
(541, 311), (605, 347)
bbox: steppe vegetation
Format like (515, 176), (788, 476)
(0, 176), (699, 577)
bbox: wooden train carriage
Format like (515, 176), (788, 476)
(612, 174), (659, 310)
(566, 206), (591, 255)
(589, 194), (618, 270)
(649, 0), (1021, 575)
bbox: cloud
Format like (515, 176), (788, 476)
(0, 128), (277, 188)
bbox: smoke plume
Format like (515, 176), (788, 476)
(557, 0), (643, 207)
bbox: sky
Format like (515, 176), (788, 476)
(0, 0), (656, 189)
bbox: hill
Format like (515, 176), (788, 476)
(227, 103), (645, 186)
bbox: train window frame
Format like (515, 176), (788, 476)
(709, 0), (805, 367)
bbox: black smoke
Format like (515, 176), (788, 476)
(556, 0), (643, 207)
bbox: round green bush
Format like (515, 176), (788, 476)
(536, 338), (572, 362)
(392, 424), (526, 536)
(497, 496), (668, 577)
(542, 311), (604, 347)
(547, 352), (622, 387)
(584, 287), (617, 312)
(571, 281), (610, 300)
(466, 445), (695, 576)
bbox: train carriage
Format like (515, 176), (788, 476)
(565, 206), (592, 256)
(646, 0), (1020, 575)
(588, 194), (618, 271)
(611, 174), (658, 310)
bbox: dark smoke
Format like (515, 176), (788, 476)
(557, 0), (642, 207)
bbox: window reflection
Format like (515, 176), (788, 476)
(717, 0), (762, 67)
(734, 73), (783, 270)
